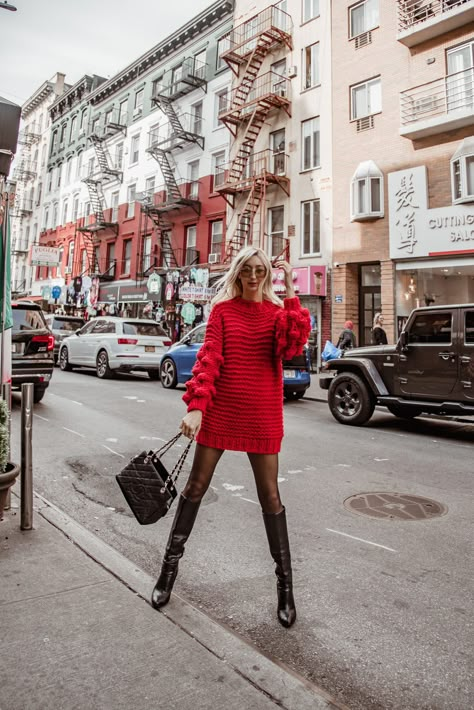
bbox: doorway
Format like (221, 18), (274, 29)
(360, 263), (381, 346)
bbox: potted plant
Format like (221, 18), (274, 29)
(0, 398), (20, 521)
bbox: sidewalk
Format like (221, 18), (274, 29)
(305, 371), (328, 402)
(0, 494), (343, 710)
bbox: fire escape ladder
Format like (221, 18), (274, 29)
(224, 180), (264, 262)
(231, 38), (272, 111)
(228, 108), (266, 184)
(148, 148), (182, 204)
(83, 179), (106, 225)
(146, 209), (179, 268)
(90, 135), (122, 180)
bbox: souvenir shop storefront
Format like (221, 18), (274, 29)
(161, 267), (216, 342)
(96, 273), (163, 320)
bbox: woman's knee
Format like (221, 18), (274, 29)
(182, 477), (209, 502)
(259, 491), (282, 514)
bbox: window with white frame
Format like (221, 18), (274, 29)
(212, 151), (226, 188)
(61, 200), (69, 225)
(192, 101), (203, 135)
(171, 64), (183, 88)
(351, 76), (381, 119)
(216, 34), (230, 70)
(148, 124), (160, 148)
(81, 249), (88, 274)
(210, 220), (223, 255)
(134, 89), (144, 111)
(123, 240), (132, 275)
(301, 117), (320, 170)
(188, 160), (200, 199)
(127, 184), (136, 218)
(145, 176), (155, 198)
(303, 0), (319, 23)
(87, 156), (95, 177)
(350, 160), (384, 220)
(79, 109), (87, 133)
(59, 123), (66, 146)
(70, 115), (77, 142)
(193, 49), (207, 80)
(47, 169), (53, 192)
(107, 243), (115, 272)
(52, 202), (58, 227)
(67, 242), (75, 271)
(119, 99), (128, 124)
(301, 199), (320, 255)
(111, 191), (120, 221)
(268, 206), (284, 258)
(185, 225), (197, 264)
(56, 164), (62, 188)
(349, 0), (379, 39)
(115, 142), (124, 170)
(105, 109), (113, 125)
(303, 43), (319, 90)
(142, 235), (152, 273)
(76, 152), (83, 179)
(93, 245), (100, 272)
(43, 207), (49, 231)
(451, 138), (474, 204)
(130, 135), (140, 165)
(214, 88), (228, 127)
(66, 157), (73, 184)
(72, 195), (80, 222)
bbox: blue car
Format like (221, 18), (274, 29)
(159, 323), (311, 400)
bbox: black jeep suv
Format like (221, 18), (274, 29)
(11, 301), (54, 403)
(320, 304), (474, 425)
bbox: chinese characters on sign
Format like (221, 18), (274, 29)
(395, 174), (419, 255)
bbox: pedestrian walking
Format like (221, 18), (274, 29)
(337, 320), (357, 351)
(151, 246), (311, 628)
(372, 312), (388, 345)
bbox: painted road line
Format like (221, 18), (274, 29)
(33, 413), (49, 421)
(326, 528), (397, 552)
(63, 427), (85, 438)
(101, 444), (125, 459)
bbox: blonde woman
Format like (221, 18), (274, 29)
(152, 247), (311, 627)
(372, 312), (388, 345)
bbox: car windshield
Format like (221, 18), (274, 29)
(52, 318), (84, 331)
(12, 308), (46, 332)
(123, 321), (168, 337)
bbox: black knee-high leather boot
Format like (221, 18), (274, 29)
(262, 507), (297, 628)
(151, 495), (201, 609)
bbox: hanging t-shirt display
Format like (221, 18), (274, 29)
(194, 304), (204, 324)
(181, 302), (196, 325)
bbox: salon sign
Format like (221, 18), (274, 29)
(30, 245), (61, 267)
(272, 265), (326, 296)
(388, 166), (474, 259)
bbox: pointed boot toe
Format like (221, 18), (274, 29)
(278, 605), (297, 628)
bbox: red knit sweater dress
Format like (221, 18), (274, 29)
(183, 296), (311, 454)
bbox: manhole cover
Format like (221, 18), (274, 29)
(343, 492), (448, 521)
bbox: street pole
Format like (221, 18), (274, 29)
(20, 383), (33, 530)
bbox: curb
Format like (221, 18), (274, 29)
(34, 492), (348, 710)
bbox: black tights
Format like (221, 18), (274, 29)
(182, 444), (283, 514)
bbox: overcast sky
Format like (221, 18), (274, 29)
(1, 0), (215, 106)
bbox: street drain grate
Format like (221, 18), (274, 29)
(343, 492), (448, 521)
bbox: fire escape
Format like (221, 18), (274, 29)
(78, 109), (126, 278)
(216, 4), (292, 262)
(142, 56), (206, 270)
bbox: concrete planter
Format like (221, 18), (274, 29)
(0, 462), (21, 521)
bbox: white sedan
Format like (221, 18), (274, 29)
(59, 316), (171, 379)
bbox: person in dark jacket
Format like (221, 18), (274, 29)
(337, 320), (356, 351)
(372, 313), (388, 345)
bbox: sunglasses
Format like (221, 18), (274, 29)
(239, 266), (267, 278)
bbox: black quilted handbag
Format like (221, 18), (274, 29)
(116, 433), (193, 525)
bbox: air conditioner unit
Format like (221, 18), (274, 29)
(288, 66), (297, 78)
(413, 96), (436, 116)
(64, 266), (71, 274)
(208, 253), (220, 264)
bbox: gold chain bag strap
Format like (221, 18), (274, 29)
(116, 433), (193, 525)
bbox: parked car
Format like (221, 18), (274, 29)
(159, 323), (311, 400)
(11, 301), (55, 403)
(320, 304), (474, 425)
(44, 314), (86, 364)
(59, 317), (171, 379)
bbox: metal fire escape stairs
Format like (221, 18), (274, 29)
(217, 8), (293, 263)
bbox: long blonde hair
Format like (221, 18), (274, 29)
(373, 312), (383, 328)
(211, 246), (283, 308)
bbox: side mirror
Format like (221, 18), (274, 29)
(398, 330), (408, 352)
(183, 335), (192, 346)
(75, 329), (81, 335)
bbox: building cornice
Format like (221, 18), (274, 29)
(49, 75), (107, 122)
(88, 0), (233, 106)
(22, 81), (55, 118)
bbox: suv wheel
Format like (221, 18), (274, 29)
(96, 350), (114, 379)
(328, 372), (375, 426)
(59, 347), (73, 371)
(160, 358), (177, 389)
(386, 403), (422, 419)
(33, 386), (47, 404)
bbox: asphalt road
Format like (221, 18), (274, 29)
(10, 368), (474, 710)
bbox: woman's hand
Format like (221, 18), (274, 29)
(273, 259), (295, 298)
(180, 410), (202, 439)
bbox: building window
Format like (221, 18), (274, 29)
(105, 109), (113, 125)
(66, 157), (73, 184)
(115, 142), (124, 170)
(191, 101), (203, 135)
(43, 207), (49, 231)
(301, 117), (320, 170)
(118, 99), (128, 124)
(123, 239), (132, 275)
(351, 77), (381, 120)
(76, 152), (83, 179)
(193, 49), (207, 80)
(148, 123), (160, 148)
(81, 249), (88, 274)
(212, 151), (226, 189)
(67, 242), (75, 272)
(216, 35), (230, 70)
(185, 225), (197, 264)
(302, 43), (319, 90)
(210, 220), (223, 256)
(145, 175), (155, 198)
(62, 200), (69, 225)
(214, 88), (228, 127)
(188, 160), (200, 199)
(301, 199), (320, 255)
(79, 109), (87, 133)
(451, 138), (474, 204)
(303, 0), (319, 23)
(268, 206), (284, 258)
(59, 123), (67, 146)
(52, 202), (58, 227)
(171, 64), (183, 88)
(87, 156), (95, 177)
(72, 195), (80, 222)
(130, 135), (140, 165)
(142, 235), (152, 273)
(93, 246), (100, 273)
(350, 160), (384, 220)
(350, 0), (379, 39)
(134, 89), (144, 112)
(107, 243), (115, 273)
(111, 191), (120, 221)
(127, 184), (136, 218)
(69, 115), (77, 142)
(47, 169), (53, 193)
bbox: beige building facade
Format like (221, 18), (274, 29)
(331, 0), (474, 346)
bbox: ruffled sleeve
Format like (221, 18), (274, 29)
(182, 306), (224, 413)
(275, 297), (311, 360)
